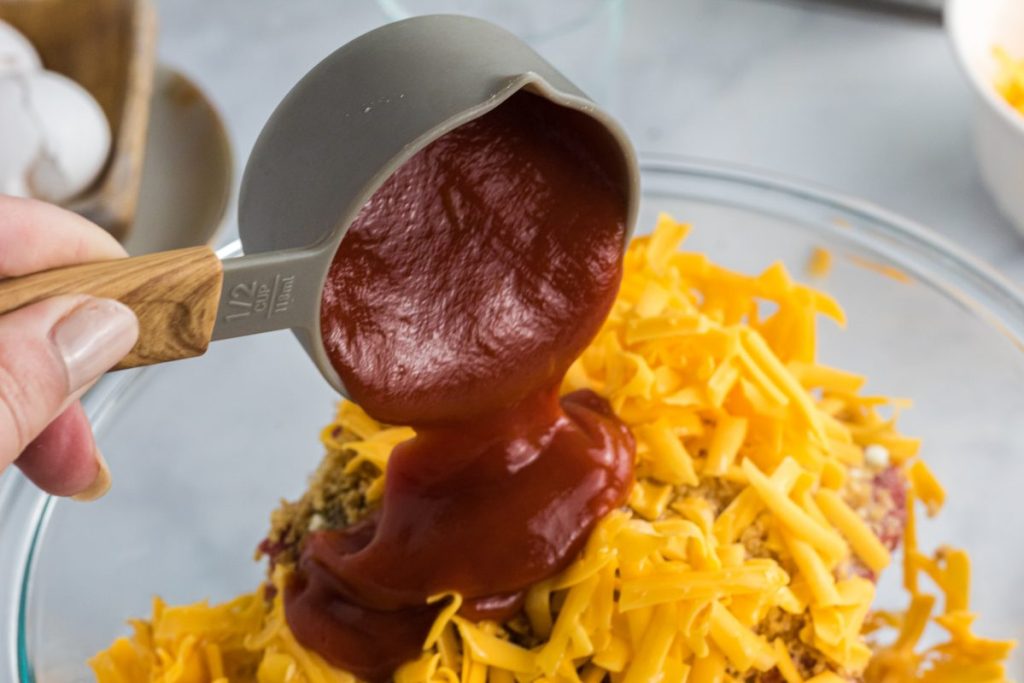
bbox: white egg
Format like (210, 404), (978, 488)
(23, 71), (112, 202)
(0, 76), (44, 197)
(0, 20), (40, 75)
(0, 70), (111, 203)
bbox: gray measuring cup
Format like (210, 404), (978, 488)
(0, 15), (640, 396)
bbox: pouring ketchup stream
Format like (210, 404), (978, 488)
(285, 91), (635, 681)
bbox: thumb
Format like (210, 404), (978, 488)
(0, 295), (138, 468)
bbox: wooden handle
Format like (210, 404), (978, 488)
(0, 246), (224, 369)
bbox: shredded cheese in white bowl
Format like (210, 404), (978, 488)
(947, 0), (1024, 233)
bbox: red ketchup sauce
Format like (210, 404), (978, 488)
(286, 91), (635, 681)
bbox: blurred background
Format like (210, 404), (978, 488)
(147, 0), (1018, 275)
(2, 0), (1021, 276)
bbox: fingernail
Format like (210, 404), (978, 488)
(72, 448), (111, 502)
(51, 298), (138, 393)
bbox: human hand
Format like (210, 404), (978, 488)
(0, 195), (139, 500)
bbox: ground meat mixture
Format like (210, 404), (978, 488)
(258, 433), (906, 683)
(257, 428), (381, 569)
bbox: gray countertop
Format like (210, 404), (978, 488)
(155, 0), (1023, 273)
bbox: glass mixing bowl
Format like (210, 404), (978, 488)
(3, 157), (1023, 682)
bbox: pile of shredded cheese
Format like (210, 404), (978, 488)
(994, 45), (1024, 115)
(90, 216), (1013, 683)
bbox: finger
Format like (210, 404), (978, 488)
(0, 295), (137, 469)
(15, 401), (110, 499)
(0, 194), (126, 277)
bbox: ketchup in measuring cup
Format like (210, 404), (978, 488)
(286, 91), (636, 681)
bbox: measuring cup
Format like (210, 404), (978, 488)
(0, 15), (639, 396)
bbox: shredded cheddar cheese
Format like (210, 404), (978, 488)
(994, 45), (1024, 115)
(91, 215), (1013, 683)
(807, 248), (832, 279)
(846, 256), (912, 285)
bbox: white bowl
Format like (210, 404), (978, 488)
(946, 0), (1024, 233)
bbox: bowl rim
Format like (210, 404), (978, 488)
(6, 154), (1024, 682)
(945, 0), (1024, 136)
(642, 154), (1024, 331)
